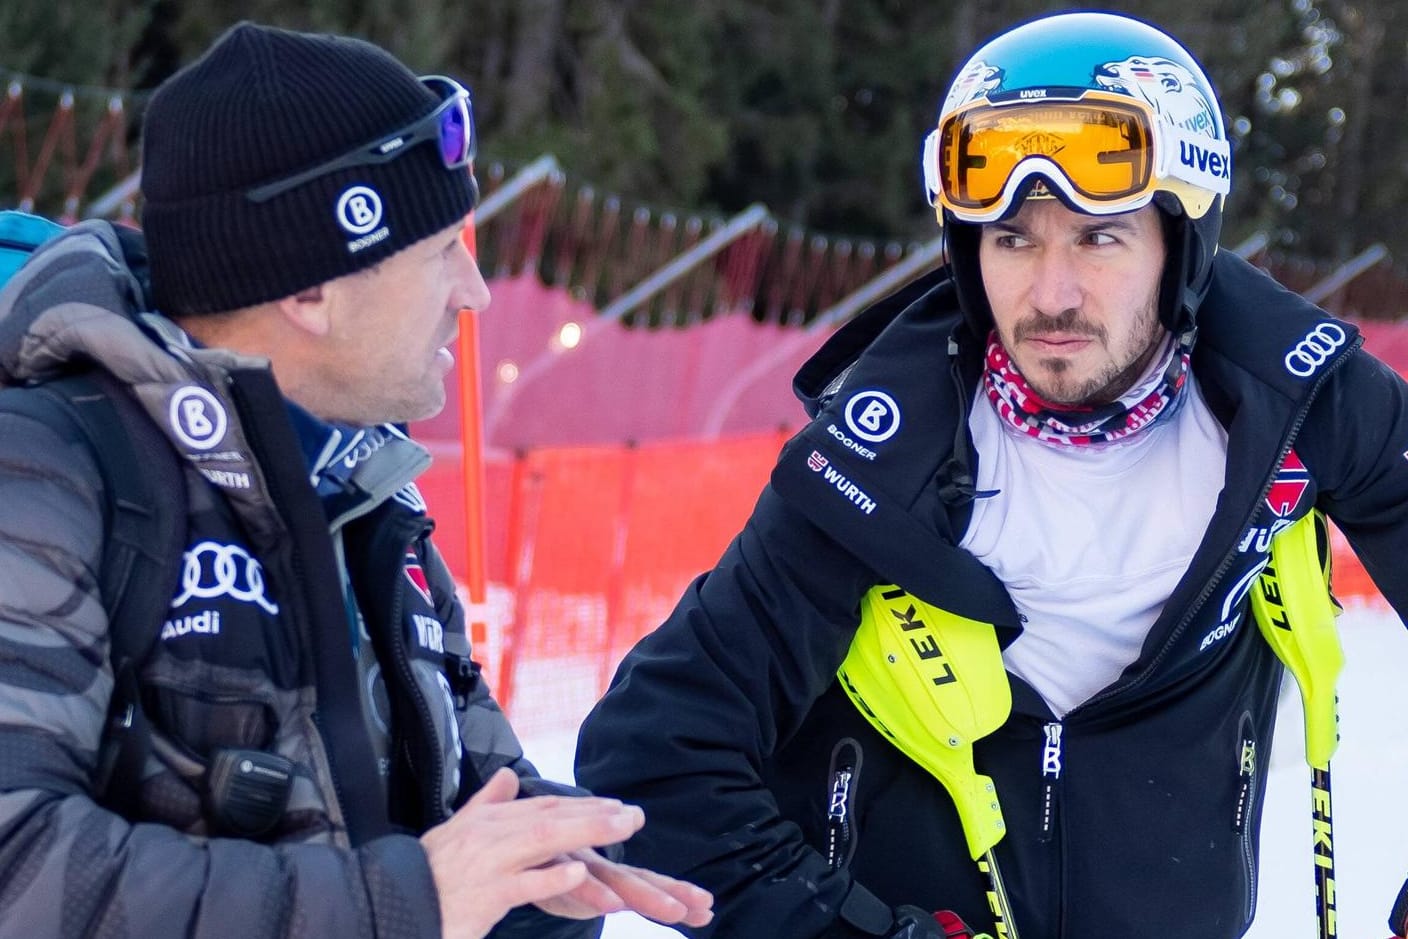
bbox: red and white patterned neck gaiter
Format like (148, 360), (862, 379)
(982, 329), (1192, 447)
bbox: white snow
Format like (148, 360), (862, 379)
(520, 604), (1408, 938)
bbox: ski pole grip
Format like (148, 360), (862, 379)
(1388, 872), (1408, 937)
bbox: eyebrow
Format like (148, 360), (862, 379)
(1081, 217), (1140, 236)
(986, 216), (1141, 238)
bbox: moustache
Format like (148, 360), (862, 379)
(1013, 309), (1106, 343)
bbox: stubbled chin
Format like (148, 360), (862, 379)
(1026, 364), (1090, 407)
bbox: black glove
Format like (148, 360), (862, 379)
(888, 905), (986, 939)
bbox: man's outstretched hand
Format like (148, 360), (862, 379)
(422, 767), (714, 939)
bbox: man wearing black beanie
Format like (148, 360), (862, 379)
(0, 21), (711, 939)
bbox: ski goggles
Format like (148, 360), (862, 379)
(923, 92), (1228, 223)
(246, 75), (476, 203)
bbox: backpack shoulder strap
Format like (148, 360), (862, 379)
(9, 371), (187, 661)
(0, 370), (186, 811)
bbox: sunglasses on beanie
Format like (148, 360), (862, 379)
(245, 75), (475, 204)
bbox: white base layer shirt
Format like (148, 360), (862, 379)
(959, 377), (1229, 717)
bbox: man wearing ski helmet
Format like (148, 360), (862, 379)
(578, 11), (1408, 939)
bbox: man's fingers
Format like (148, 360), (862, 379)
(577, 853), (715, 927)
(423, 785), (661, 935)
(463, 801), (643, 874)
(616, 864), (715, 910)
(503, 859), (590, 909)
(548, 867), (628, 915)
(464, 766), (520, 806)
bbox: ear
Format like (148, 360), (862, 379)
(276, 284), (333, 337)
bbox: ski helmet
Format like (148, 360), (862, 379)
(922, 12), (1230, 334)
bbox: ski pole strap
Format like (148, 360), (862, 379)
(1249, 508), (1343, 770)
(839, 881), (899, 935)
(838, 585), (1012, 860)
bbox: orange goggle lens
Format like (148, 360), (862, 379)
(938, 99), (1154, 212)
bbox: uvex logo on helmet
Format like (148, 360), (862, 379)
(1178, 140), (1230, 182)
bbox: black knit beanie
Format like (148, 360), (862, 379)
(140, 22), (476, 316)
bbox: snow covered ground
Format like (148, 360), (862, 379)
(521, 605), (1408, 938)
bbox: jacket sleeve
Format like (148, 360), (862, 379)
(0, 408), (441, 939)
(1301, 350), (1408, 616)
(575, 484), (884, 938)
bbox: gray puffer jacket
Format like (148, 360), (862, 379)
(0, 222), (592, 939)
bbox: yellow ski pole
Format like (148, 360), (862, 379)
(1251, 510), (1343, 939)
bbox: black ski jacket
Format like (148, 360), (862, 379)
(576, 251), (1408, 938)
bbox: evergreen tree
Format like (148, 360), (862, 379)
(0, 0), (1402, 283)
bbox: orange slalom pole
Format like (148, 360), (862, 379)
(457, 216), (492, 673)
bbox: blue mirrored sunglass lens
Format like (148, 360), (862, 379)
(439, 105), (469, 166)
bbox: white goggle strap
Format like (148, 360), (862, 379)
(921, 128), (943, 207)
(1160, 123), (1232, 196)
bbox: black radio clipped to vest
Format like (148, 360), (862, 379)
(206, 748), (296, 838)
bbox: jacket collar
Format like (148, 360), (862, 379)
(287, 400), (431, 530)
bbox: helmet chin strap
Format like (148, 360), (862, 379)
(1156, 208), (1188, 333)
(942, 215), (992, 338)
(1154, 193), (1219, 336)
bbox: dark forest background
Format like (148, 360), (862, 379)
(0, 0), (1403, 300)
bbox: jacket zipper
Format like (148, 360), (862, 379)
(387, 521), (447, 822)
(825, 738), (862, 870)
(1038, 722), (1063, 845)
(1233, 715), (1260, 926)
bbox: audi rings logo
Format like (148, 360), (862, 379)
(169, 386), (228, 451)
(170, 541), (280, 615)
(1284, 323), (1347, 378)
(843, 390), (901, 444)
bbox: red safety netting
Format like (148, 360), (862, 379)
(415, 430), (787, 734)
(416, 275), (822, 450)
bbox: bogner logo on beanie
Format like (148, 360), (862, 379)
(337, 186), (389, 252)
(139, 22), (475, 316)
